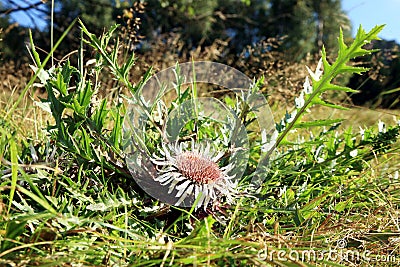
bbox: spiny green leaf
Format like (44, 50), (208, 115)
(323, 84), (359, 93)
(350, 48), (372, 58)
(338, 27), (347, 52)
(344, 126), (354, 148)
(92, 99), (108, 131)
(321, 47), (331, 71)
(76, 81), (94, 114)
(334, 197), (354, 212)
(355, 24), (384, 42)
(110, 108), (123, 150)
(29, 30), (41, 66)
(54, 72), (68, 96)
(294, 119), (344, 128)
(301, 194), (327, 213)
(311, 98), (349, 110)
(80, 20), (135, 92)
(81, 128), (93, 158)
(336, 65), (369, 75)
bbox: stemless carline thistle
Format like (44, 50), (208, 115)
(150, 141), (237, 210)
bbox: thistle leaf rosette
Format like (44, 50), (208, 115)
(123, 62), (276, 210)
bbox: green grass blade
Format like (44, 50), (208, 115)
(16, 181), (57, 215)
(7, 137), (18, 214)
(5, 18), (78, 120)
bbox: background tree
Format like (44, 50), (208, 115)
(0, 1), (29, 62)
(143, 0), (218, 46)
(0, 0), (352, 61)
(268, 0), (352, 60)
(1, 0), (399, 108)
(348, 40), (400, 109)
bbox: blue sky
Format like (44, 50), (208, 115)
(342, 0), (400, 42)
(5, 0), (400, 43)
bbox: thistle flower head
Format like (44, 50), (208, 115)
(150, 141), (237, 210)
